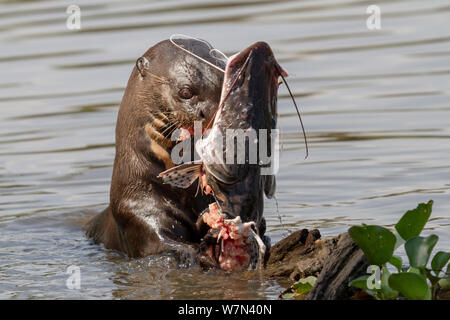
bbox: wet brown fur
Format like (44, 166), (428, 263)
(84, 40), (222, 257)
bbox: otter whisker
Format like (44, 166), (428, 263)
(160, 121), (177, 137)
(148, 110), (176, 117)
(162, 121), (181, 140)
(165, 126), (179, 140)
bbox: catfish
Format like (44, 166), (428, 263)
(159, 42), (288, 271)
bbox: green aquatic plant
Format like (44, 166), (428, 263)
(282, 276), (317, 299)
(348, 200), (450, 300)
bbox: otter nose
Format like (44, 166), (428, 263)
(197, 108), (206, 119)
(196, 103), (216, 124)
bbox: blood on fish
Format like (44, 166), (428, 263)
(202, 203), (253, 271)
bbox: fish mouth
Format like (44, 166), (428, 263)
(218, 41), (287, 109)
(226, 42), (286, 83)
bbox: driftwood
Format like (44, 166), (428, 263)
(265, 229), (369, 300)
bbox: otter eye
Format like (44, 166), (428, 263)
(178, 87), (194, 100)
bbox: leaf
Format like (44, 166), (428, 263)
(393, 230), (405, 250)
(294, 282), (313, 295)
(389, 255), (403, 272)
(379, 265), (398, 299)
(405, 235), (439, 269)
(349, 275), (370, 290)
(409, 267), (421, 275)
(282, 293), (294, 299)
(395, 200), (433, 241)
(425, 269), (440, 286)
(293, 276), (317, 295)
(381, 264), (390, 286)
(365, 289), (379, 299)
(438, 277), (450, 290)
(388, 273), (431, 300)
(349, 225), (396, 265)
(298, 276), (317, 286)
(380, 284), (398, 300)
(431, 251), (450, 275)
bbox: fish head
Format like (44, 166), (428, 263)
(200, 41), (285, 224)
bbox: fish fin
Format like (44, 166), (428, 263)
(157, 161), (202, 189)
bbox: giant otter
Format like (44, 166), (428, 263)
(85, 39), (225, 258)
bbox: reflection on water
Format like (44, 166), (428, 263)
(0, 0), (449, 299)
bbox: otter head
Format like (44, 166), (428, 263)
(113, 39), (225, 186)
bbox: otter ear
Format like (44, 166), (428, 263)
(136, 56), (150, 76)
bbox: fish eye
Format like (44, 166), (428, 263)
(178, 86), (194, 99)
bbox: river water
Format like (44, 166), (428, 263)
(0, 0), (449, 299)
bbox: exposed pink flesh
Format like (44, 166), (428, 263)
(202, 203), (253, 271)
(178, 128), (192, 142)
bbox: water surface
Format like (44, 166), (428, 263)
(1, 0), (449, 299)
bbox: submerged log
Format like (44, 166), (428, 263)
(265, 229), (369, 300)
